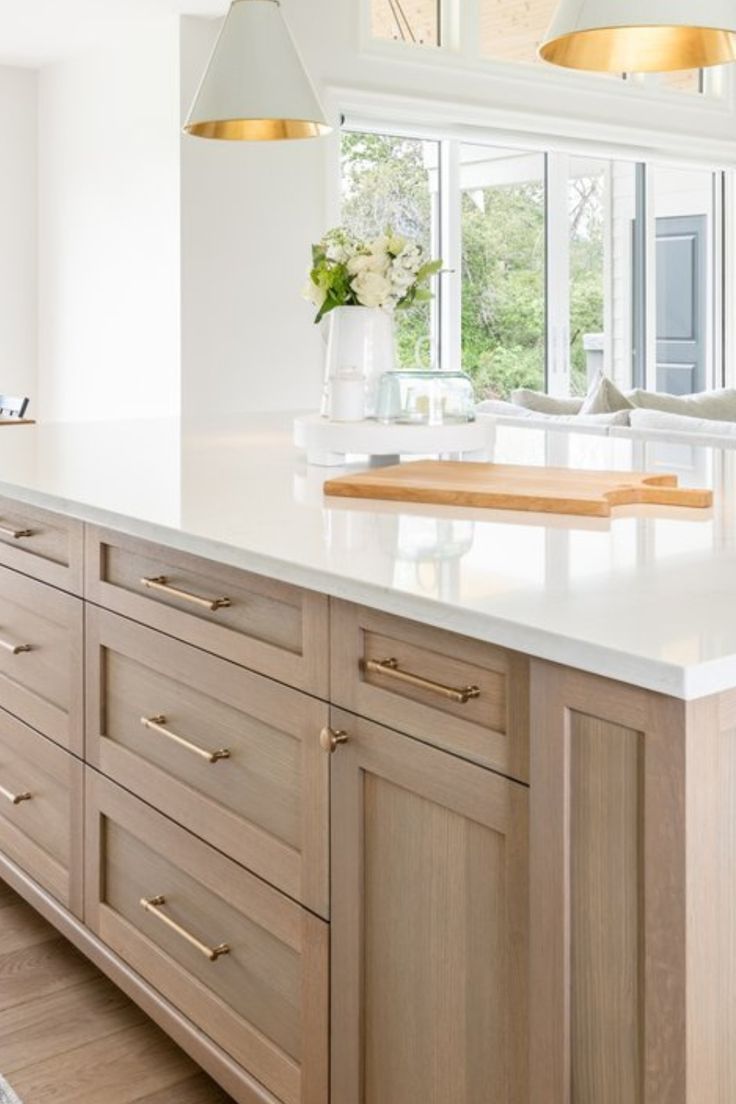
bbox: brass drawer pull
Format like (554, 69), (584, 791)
(141, 576), (231, 612)
(0, 522), (33, 540)
(0, 783), (32, 806)
(363, 657), (481, 705)
(320, 727), (349, 753)
(141, 715), (230, 764)
(0, 635), (31, 656)
(140, 895), (230, 962)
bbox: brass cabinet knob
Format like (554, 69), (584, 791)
(320, 727), (349, 753)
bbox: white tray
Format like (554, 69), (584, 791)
(293, 414), (495, 467)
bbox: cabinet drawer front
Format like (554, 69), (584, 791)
(0, 496), (83, 594)
(85, 528), (328, 697)
(86, 607), (329, 917)
(331, 601), (529, 781)
(0, 565), (83, 753)
(0, 708), (83, 913)
(85, 773), (328, 1104)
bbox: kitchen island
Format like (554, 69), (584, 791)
(0, 414), (732, 1104)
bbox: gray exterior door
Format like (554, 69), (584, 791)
(655, 214), (707, 395)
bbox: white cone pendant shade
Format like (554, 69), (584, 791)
(184, 0), (331, 140)
(539, 0), (736, 72)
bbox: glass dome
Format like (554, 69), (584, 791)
(376, 371), (476, 426)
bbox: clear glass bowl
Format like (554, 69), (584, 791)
(376, 371), (476, 426)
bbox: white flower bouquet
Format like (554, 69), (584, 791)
(305, 227), (442, 324)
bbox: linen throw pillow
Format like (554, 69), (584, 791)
(511, 389), (584, 415)
(628, 387), (736, 422)
(580, 370), (634, 415)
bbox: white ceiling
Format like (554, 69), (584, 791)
(0, 0), (227, 66)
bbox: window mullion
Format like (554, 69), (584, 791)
(546, 152), (571, 396)
(439, 138), (462, 371)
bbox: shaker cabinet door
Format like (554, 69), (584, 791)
(329, 709), (529, 1104)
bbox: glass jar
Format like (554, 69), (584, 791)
(376, 371), (476, 426)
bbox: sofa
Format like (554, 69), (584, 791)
(476, 371), (736, 447)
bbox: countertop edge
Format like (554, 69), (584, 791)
(0, 476), (722, 703)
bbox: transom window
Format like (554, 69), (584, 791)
(369, 0), (714, 97)
(341, 128), (726, 400)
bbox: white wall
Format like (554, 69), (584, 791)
(0, 67), (37, 408)
(180, 16), (327, 419)
(38, 18), (181, 423)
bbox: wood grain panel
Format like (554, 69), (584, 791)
(331, 601), (529, 780)
(0, 564), (83, 752)
(85, 772), (328, 1104)
(0, 709), (83, 914)
(0, 975), (145, 1074)
(86, 607), (329, 916)
(85, 527), (329, 697)
(132, 1073), (233, 1104)
(570, 713), (642, 1104)
(330, 708), (528, 1104)
(0, 495), (84, 594)
(9, 1021), (201, 1104)
(685, 694), (736, 1104)
(0, 935), (98, 1011)
(530, 662), (687, 1104)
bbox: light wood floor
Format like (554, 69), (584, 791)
(0, 878), (234, 1104)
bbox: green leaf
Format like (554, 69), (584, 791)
(415, 259), (443, 283)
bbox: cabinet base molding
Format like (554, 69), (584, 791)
(0, 852), (280, 1104)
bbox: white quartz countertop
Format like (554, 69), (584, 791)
(1, 413), (735, 700)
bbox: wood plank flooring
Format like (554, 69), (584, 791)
(0, 879), (234, 1104)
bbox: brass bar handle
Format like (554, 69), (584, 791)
(0, 522), (33, 540)
(0, 636), (31, 656)
(141, 576), (231, 612)
(320, 727), (349, 753)
(141, 716), (230, 764)
(363, 657), (481, 705)
(0, 783), (32, 806)
(139, 896), (230, 962)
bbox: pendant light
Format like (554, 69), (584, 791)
(539, 0), (736, 73)
(184, 0), (331, 141)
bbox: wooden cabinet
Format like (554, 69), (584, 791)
(85, 772), (329, 1104)
(0, 564), (83, 754)
(86, 606), (330, 917)
(331, 601), (529, 781)
(329, 709), (529, 1104)
(85, 527), (329, 697)
(0, 495), (83, 595)
(0, 707), (83, 914)
(3, 501), (731, 1104)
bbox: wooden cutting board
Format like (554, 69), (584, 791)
(324, 461), (713, 518)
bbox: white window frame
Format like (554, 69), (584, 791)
(360, 0), (736, 112)
(336, 112), (732, 395)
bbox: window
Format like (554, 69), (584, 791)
(370, 0), (440, 46)
(341, 131), (440, 368)
(368, 1), (715, 101)
(658, 69), (703, 94)
(567, 158), (607, 395)
(340, 129), (726, 399)
(460, 146), (547, 396)
(479, 0), (557, 65)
